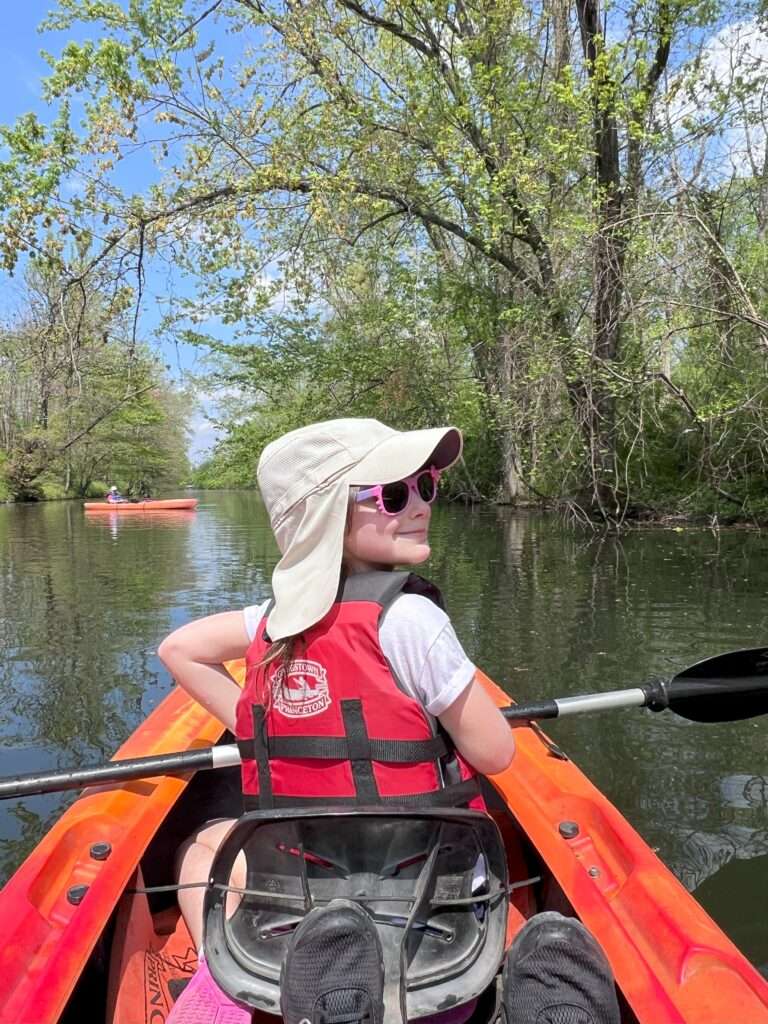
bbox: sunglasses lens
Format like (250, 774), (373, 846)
(417, 471), (437, 503)
(380, 480), (410, 514)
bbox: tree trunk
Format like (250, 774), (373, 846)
(575, 0), (627, 517)
(497, 324), (528, 504)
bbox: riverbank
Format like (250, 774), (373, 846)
(5, 485), (768, 531)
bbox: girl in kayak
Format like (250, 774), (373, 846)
(159, 418), (618, 1024)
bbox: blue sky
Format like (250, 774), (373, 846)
(0, 4), (224, 461)
(0, 6), (54, 123)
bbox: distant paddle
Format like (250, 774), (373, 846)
(1, 648), (766, 800)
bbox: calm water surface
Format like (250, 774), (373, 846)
(1, 493), (767, 970)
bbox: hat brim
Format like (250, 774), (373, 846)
(350, 426), (462, 484)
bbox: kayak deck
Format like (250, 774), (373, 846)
(83, 499), (199, 512)
(0, 687), (222, 1024)
(1, 668), (767, 1023)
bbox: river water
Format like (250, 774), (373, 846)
(1, 492), (767, 971)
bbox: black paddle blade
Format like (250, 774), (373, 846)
(669, 647), (768, 722)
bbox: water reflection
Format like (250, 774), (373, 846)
(666, 821), (768, 891)
(84, 509), (198, 538)
(655, 773), (768, 894)
(695, 852), (768, 976)
(722, 773), (768, 810)
(1, 497), (767, 966)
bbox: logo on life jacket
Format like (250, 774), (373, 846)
(272, 659), (331, 717)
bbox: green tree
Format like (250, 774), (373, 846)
(3, 1), (768, 520)
(0, 258), (193, 498)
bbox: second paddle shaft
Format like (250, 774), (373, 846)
(501, 672), (768, 722)
(502, 687), (650, 721)
(0, 744), (243, 800)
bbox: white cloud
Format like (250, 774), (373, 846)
(188, 385), (252, 463)
(61, 174), (85, 196)
(188, 410), (221, 463)
(197, 385), (245, 402)
(244, 267), (299, 314)
(666, 20), (768, 182)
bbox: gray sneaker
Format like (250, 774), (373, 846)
(280, 900), (385, 1024)
(502, 912), (620, 1024)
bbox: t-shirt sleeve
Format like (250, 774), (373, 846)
(243, 599), (270, 642)
(379, 595), (476, 717)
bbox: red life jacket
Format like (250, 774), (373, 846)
(235, 571), (482, 811)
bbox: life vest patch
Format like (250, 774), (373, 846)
(272, 659), (331, 717)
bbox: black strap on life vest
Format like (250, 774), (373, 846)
(239, 698), (480, 811)
(242, 781), (481, 811)
(239, 732), (449, 762)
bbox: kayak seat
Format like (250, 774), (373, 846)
(203, 808), (509, 1024)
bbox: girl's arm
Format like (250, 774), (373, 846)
(438, 677), (516, 775)
(157, 611), (250, 733)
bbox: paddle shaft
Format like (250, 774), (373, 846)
(501, 674), (768, 721)
(0, 693), (626, 799)
(3, 648), (767, 799)
(0, 744), (241, 800)
(501, 687), (650, 721)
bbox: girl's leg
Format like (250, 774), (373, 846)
(176, 817), (242, 951)
(168, 818), (252, 1023)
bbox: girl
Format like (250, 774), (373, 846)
(159, 417), (516, 1021)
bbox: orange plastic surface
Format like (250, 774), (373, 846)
(83, 499), (198, 512)
(107, 868), (197, 1024)
(0, 686), (225, 1024)
(478, 669), (768, 1023)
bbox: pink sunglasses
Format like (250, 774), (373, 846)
(355, 467), (441, 516)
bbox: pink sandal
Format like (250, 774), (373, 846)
(167, 954), (252, 1023)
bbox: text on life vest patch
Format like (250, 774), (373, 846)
(271, 659), (331, 717)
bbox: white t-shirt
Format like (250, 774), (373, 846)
(243, 594), (476, 717)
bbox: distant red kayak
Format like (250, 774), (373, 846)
(83, 498), (198, 512)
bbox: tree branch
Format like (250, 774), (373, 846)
(57, 383), (156, 453)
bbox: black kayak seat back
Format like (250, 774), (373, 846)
(203, 808), (509, 1024)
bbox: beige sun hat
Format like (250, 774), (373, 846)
(257, 418), (462, 640)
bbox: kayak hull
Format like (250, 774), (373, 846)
(0, 688), (221, 1024)
(1, 666), (767, 1023)
(83, 499), (198, 511)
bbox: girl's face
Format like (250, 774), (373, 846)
(343, 485), (433, 572)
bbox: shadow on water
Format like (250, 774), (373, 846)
(695, 853), (768, 977)
(1, 495), (767, 966)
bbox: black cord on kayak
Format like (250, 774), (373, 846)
(127, 881), (211, 894)
(127, 875), (541, 902)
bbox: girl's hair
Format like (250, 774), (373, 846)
(247, 633), (304, 711)
(248, 487), (360, 709)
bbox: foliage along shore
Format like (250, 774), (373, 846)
(5, 468), (766, 533)
(189, 464), (768, 531)
(1, 266), (193, 503)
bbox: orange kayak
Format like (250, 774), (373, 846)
(83, 499), (198, 512)
(0, 667), (767, 1024)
